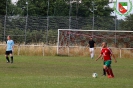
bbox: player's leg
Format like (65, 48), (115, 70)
(105, 61), (114, 78)
(104, 61), (113, 78)
(103, 65), (110, 76)
(103, 68), (106, 76)
(10, 51), (13, 63)
(108, 67), (114, 77)
(5, 51), (10, 63)
(91, 48), (94, 58)
(89, 48), (92, 58)
(103, 69), (106, 76)
(103, 61), (106, 76)
(89, 48), (94, 59)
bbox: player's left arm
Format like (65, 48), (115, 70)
(93, 41), (96, 49)
(86, 43), (89, 47)
(12, 45), (14, 52)
(111, 53), (117, 63)
(110, 48), (117, 63)
(5, 41), (7, 50)
(12, 40), (15, 52)
(94, 43), (96, 49)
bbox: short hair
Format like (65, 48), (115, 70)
(103, 42), (107, 45)
(7, 35), (11, 38)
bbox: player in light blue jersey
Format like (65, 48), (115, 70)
(5, 35), (14, 63)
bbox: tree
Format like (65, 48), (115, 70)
(15, 0), (113, 17)
(17, 0), (48, 16)
(0, 0), (116, 43)
(0, 0), (20, 16)
(52, 0), (69, 16)
(77, 0), (113, 17)
(119, 14), (133, 30)
(0, 0), (6, 15)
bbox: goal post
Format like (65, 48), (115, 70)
(57, 29), (133, 56)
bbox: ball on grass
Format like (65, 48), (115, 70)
(92, 73), (98, 78)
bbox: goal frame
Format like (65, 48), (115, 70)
(57, 29), (133, 55)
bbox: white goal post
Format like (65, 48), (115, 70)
(57, 29), (133, 56)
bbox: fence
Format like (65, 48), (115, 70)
(0, 15), (122, 45)
(0, 15), (132, 57)
(0, 44), (133, 58)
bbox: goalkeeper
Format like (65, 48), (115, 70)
(87, 37), (96, 59)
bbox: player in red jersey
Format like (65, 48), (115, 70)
(96, 42), (117, 78)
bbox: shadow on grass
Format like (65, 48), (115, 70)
(55, 54), (69, 57)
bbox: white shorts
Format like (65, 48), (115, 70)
(89, 48), (94, 53)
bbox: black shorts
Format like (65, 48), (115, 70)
(5, 51), (13, 55)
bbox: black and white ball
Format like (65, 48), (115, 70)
(92, 73), (98, 78)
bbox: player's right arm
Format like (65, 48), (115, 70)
(5, 45), (7, 50)
(96, 54), (102, 61)
(94, 42), (96, 49)
(11, 40), (14, 52)
(86, 42), (90, 47)
(5, 41), (7, 50)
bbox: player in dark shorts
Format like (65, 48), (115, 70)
(5, 35), (14, 63)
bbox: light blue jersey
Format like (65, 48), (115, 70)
(6, 40), (14, 51)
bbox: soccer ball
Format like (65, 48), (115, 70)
(92, 73), (98, 78)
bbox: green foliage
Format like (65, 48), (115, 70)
(12, 28), (25, 43)
(1, 0), (133, 44)
(53, 0), (69, 16)
(15, 0), (113, 17)
(0, 19), (3, 41)
(0, 0), (6, 15)
(119, 14), (133, 30)
(0, 16), (117, 43)
(26, 30), (44, 44)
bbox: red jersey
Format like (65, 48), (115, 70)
(101, 48), (112, 61)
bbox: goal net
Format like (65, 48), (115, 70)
(57, 29), (133, 56)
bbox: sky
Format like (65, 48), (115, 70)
(11, 0), (133, 19)
(11, 0), (18, 5)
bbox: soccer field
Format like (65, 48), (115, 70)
(0, 55), (132, 88)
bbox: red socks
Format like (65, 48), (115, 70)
(105, 68), (114, 78)
(108, 68), (114, 77)
(106, 69), (110, 76)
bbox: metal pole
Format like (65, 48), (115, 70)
(69, 0), (72, 29)
(114, 1), (117, 45)
(54, 2), (56, 16)
(4, 0), (8, 41)
(92, 1), (94, 31)
(92, 1), (95, 37)
(76, 0), (79, 29)
(109, 0), (117, 45)
(57, 29), (60, 55)
(115, 14), (117, 45)
(68, 0), (72, 56)
(25, 0), (28, 44)
(120, 48), (121, 58)
(46, 0), (49, 45)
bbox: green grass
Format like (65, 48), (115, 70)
(0, 55), (133, 88)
